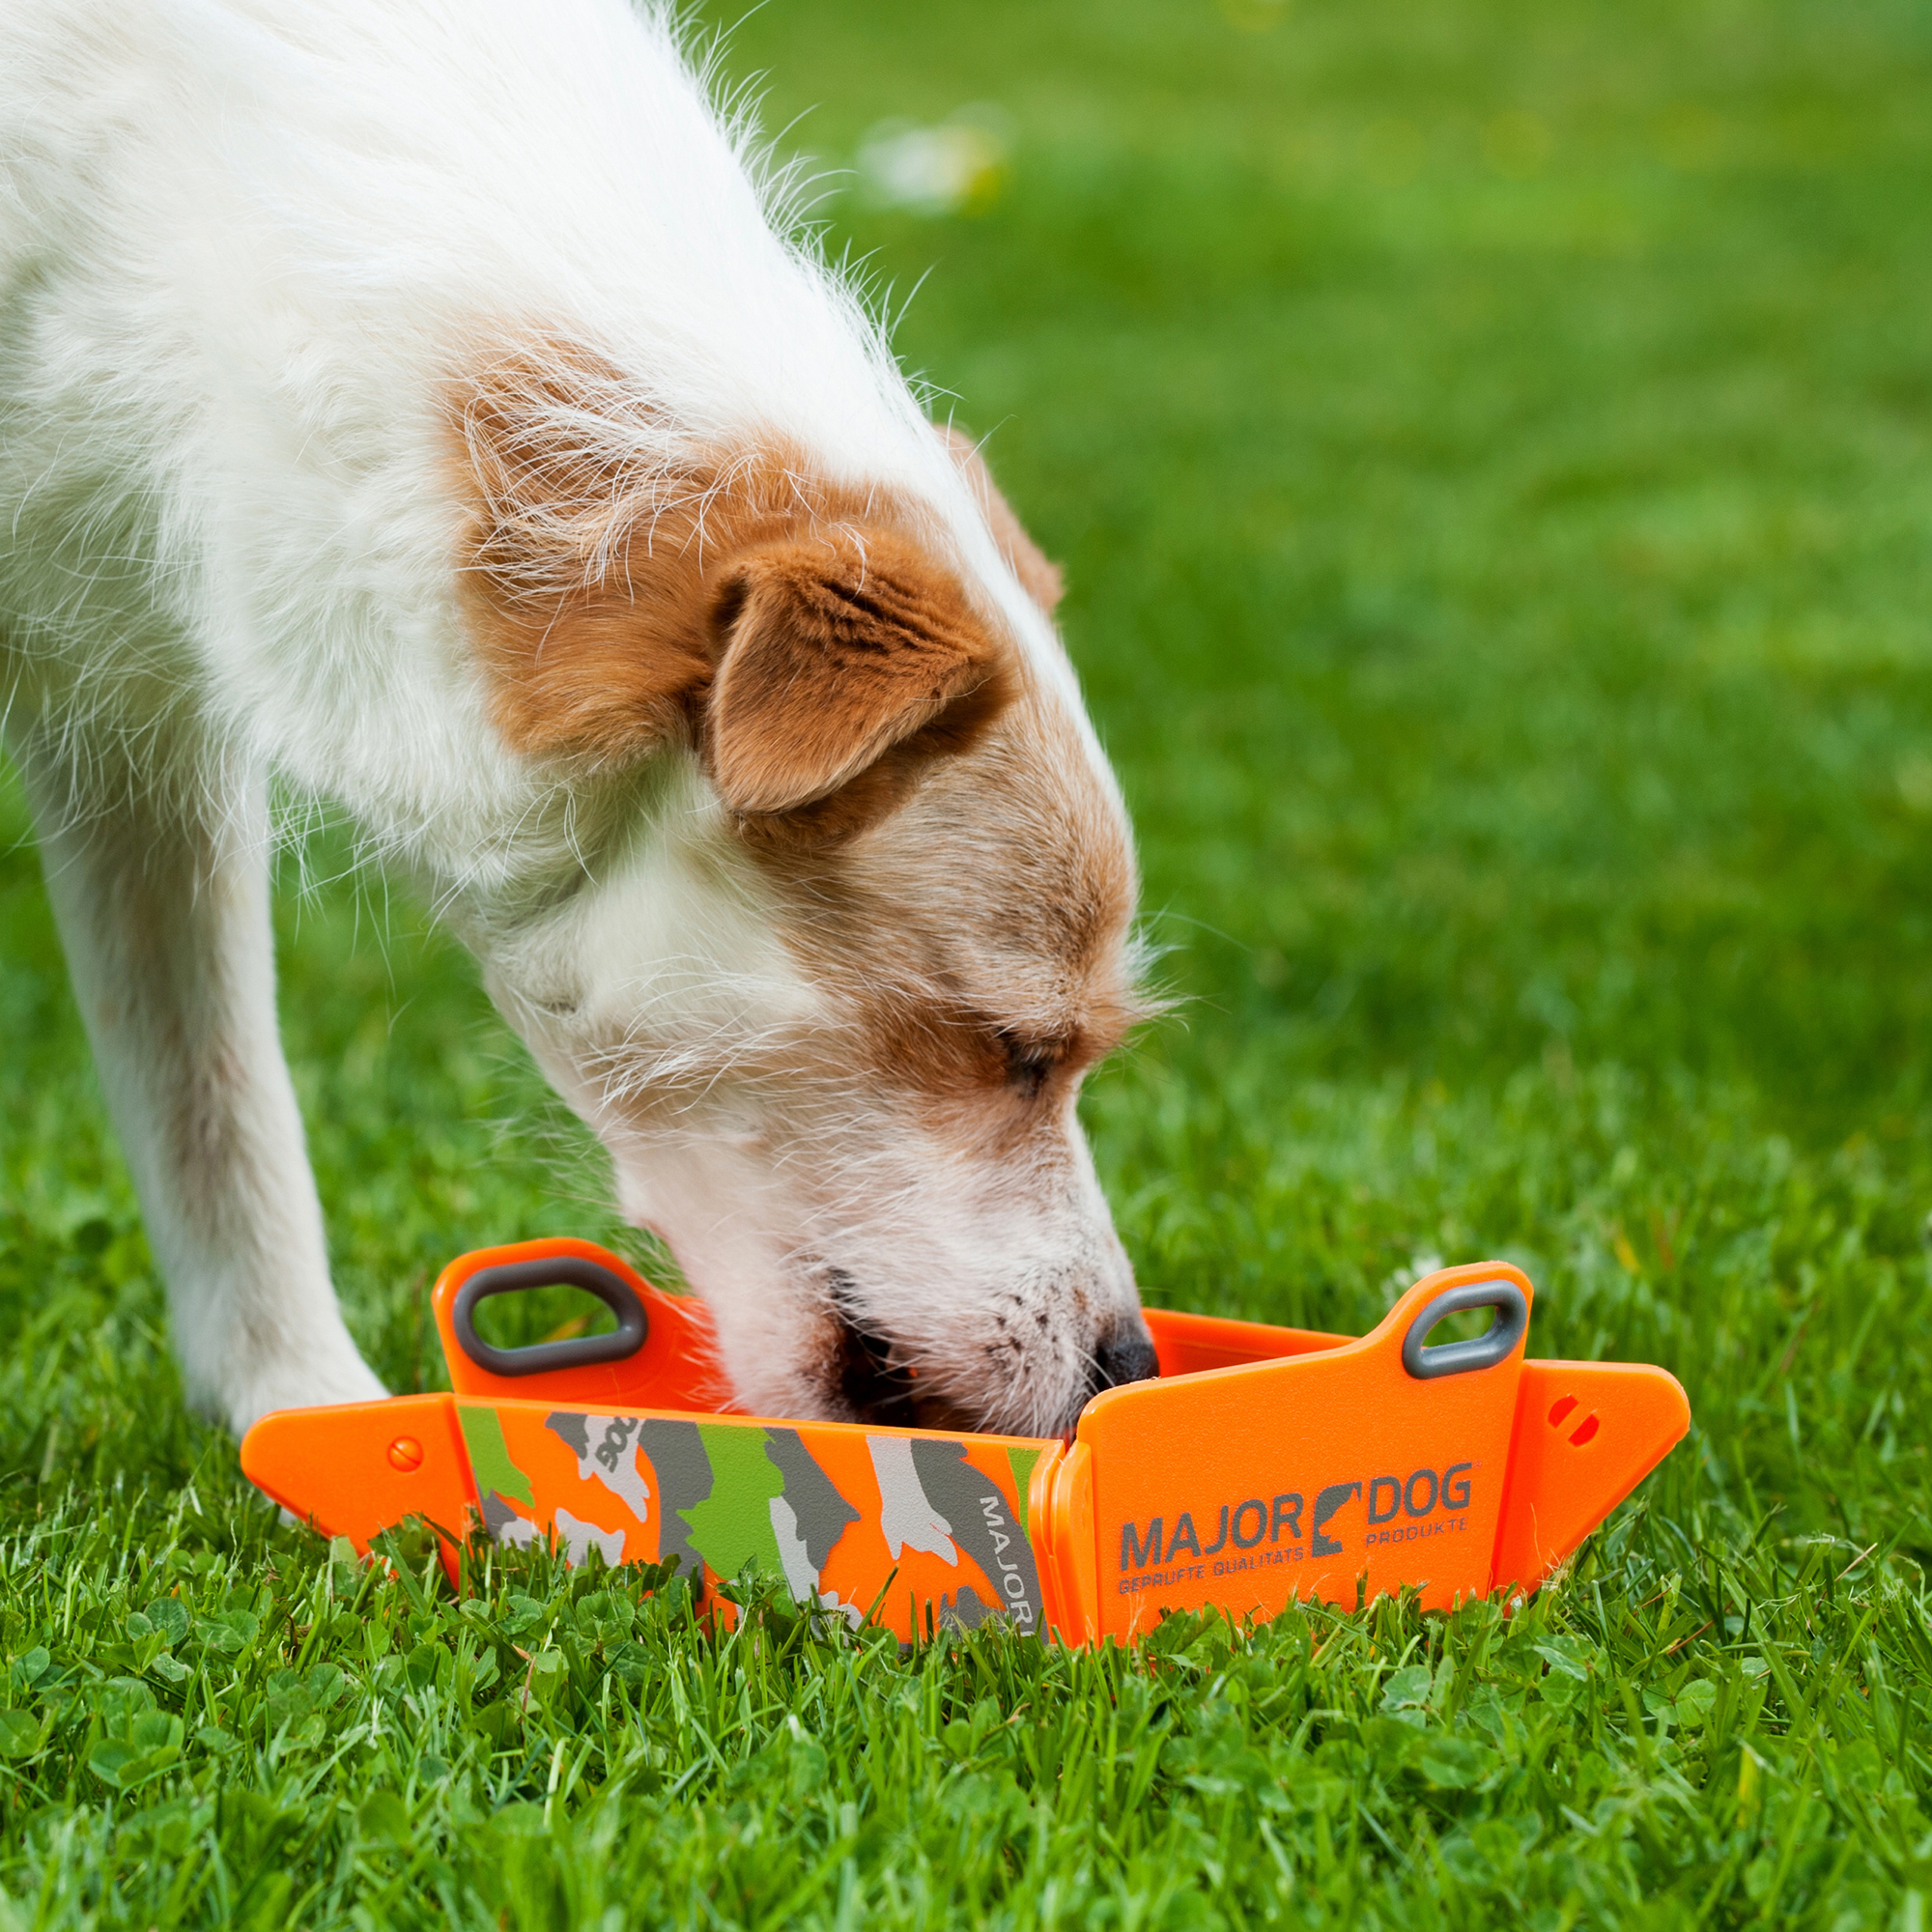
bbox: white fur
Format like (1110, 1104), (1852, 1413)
(1, 0), (1142, 1435)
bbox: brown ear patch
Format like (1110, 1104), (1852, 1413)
(937, 425), (1065, 615)
(456, 347), (722, 764)
(709, 529), (1011, 814)
(452, 348), (1018, 822)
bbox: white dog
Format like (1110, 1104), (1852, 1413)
(0, 0), (1156, 1438)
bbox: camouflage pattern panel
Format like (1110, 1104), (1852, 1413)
(455, 1401), (1052, 1640)
(460, 1401), (654, 1568)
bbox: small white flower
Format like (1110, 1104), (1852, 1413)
(855, 106), (1013, 217)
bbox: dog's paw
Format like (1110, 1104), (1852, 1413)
(223, 1350), (388, 1437)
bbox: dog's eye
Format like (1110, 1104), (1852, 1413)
(999, 1034), (1058, 1097)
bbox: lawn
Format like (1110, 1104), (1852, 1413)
(3, 0), (1932, 1921)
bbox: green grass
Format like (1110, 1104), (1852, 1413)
(4, 0), (1932, 1920)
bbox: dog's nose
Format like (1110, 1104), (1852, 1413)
(1091, 1321), (1160, 1395)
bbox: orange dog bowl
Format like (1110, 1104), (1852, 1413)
(242, 1240), (1689, 1644)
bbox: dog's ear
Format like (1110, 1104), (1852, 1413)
(707, 529), (1013, 815)
(935, 425), (1065, 615)
(456, 348), (721, 765)
(455, 351), (1019, 789)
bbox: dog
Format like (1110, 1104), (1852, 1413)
(0, 0), (1158, 1440)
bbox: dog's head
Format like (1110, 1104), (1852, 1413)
(451, 354), (1154, 1436)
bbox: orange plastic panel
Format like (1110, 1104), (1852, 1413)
(1085, 1263), (1536, 1635)
(431, 1239), (729, 1413)
(240, 1393), (475, 1559)
(1143, 1306), (1353, 1377)
(1489, 1358), (1690, 1593)
(1032, 1440), (1098, 1645)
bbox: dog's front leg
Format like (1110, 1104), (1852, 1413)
(14, 736), (385, 1433)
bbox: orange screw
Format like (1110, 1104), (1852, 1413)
(386, 1436), (424, 1472)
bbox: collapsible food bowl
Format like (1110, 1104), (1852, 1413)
(242, 1240), (1689, 1644)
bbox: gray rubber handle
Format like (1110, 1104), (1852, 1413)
(451, 1256), (647, 1378)
(1400, 1278), (1528, 1380)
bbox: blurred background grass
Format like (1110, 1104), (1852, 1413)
(5, 2), (1932, 1916)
